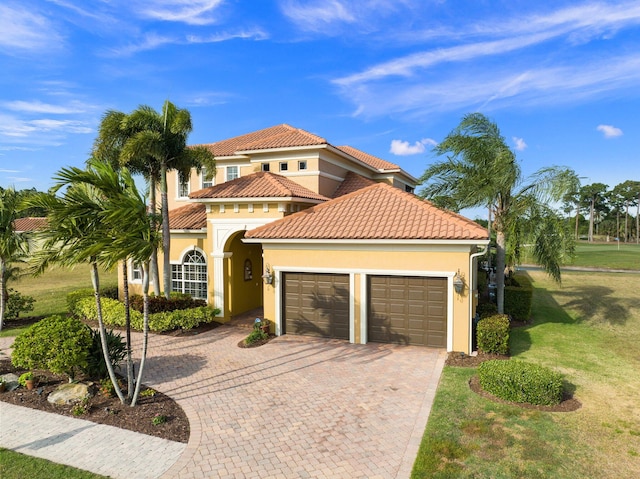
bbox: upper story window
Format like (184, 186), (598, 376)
(130, 261), (142, 283)
(178, 172), (189, 198)
(405, 185), (415, 193)
(201, 167), (214, 188)
(279, 162), (288, 172)
(298, 160), (307, 170)
(261, 163), (270, 172)
(226, 166), (239, 182)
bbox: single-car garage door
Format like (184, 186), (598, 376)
(368, 276), (447, 347)
(282, 272), (350, 340)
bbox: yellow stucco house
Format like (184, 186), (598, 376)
(123, 124), (488, 354)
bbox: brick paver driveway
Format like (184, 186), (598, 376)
(134, 315), (445, 479)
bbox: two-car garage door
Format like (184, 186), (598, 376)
(282, 272), (448, 348)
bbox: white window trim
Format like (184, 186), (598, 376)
(201, 168), (215, 189)
(225, 165), (240, 182)
(176, 172), (190, 199)
(129, 260), (143, 284)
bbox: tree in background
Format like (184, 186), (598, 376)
(579, 183), (608, 243)
(612, 180), (640, 242)
(420, 113), (579, 314)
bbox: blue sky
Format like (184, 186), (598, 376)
(1, 0), (638, 219)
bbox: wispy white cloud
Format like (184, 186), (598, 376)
(3, 100), (89, 115)
(513, 137), (527, 151)
(0, 3), (64, 53)
(597, 124), (623, 138)
(0, 114), (92, 140)
(280, 0), (356, 32)
(390, 138), (436, 156)
(0, 169), (20, 173)
(136, 0), (226, 25)
(186, 28), (269, 43)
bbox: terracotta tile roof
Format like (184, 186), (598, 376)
(332, 171), (377, 198)
(246, 183), (488, 241)
(196, 124), (327, 157)
(189, 172), (329, 201)
(169, 203), (206, 230)
(13, 217), (47, 232)
(335, 145), (399, 171)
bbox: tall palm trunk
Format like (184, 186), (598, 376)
(161, 163), (171, 299)
(91, 261), (126, 404)
(588, 198), (595, 242)
(148, 177), (161, 296)
(130, 262), (150, 407)
(625, 201), (629, 242)
(495, 230), (506, 314)
(122, 262), (134, 399)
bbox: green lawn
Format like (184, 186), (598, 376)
(0, 448), (108, 479)
(1, 264), (117, 337)
(569, 242), (640, 270)
(412, 270), (640, 479)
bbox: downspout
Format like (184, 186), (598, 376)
(469, 244), (489, 354)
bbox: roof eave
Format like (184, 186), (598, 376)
(189, 196), (327, 204)
(243, 238), (490, 245)
(235, 144), (328, 155)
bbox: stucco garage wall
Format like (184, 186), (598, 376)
(260, 243), (475, 353)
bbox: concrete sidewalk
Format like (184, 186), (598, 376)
(0, 401), (186, 479)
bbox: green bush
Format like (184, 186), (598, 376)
(244, 329), (268, 345)
(477, 314), (510, 355)
(476, 302), (498, 319)
(12, 315), (92, 380)
(129, 293), (206, 314)
(5, 289), (35, 319)
(504, 273), (533, 321)
(85, 327), (127, 379)
(478, 360), (564, 406)
(67, 287), (119, 315)
(75, 297), (218, 332)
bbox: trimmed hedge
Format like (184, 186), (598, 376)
(74, 297), (219, 332)
(504, 273), (533, 321)
(12, 315), (92, 380)
(129, 293), (206, 314)
(477, 314), (510, 355)
(66, 287), (118, 314)
(478, 360), (564, 406)
(476, 302), (498, 319)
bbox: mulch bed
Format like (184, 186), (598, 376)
(445, 351), (581, 412)
(0, 359), (189, 443)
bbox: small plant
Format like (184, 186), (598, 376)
(477, 314), (510, 355)
(71, 398), (90, 416)
(99, 378), (115, 397)
(18, 372), (34, 387)
(140, 388), (156, 397)
(152, 414), (167, 426)
(5, 289), (35, 319)
(85, 327), (127, 379)
(244, 329), (268, 345)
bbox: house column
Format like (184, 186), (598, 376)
(211, 252), (232, 317)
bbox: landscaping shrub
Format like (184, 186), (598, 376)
(244, 329), (268, 345)
(129, 293), (206, 314)
(67, 287), (119, 314)
(476, 302), (498, 319)
(477, 314), (510, 355)
(478, 360), (564, 406)
(504, 273), (533, 321)
(85, 327), (127, 379)
(12, 315), (92, 381)
(5, 288), (35, 319)
(75, 297), (218, 332)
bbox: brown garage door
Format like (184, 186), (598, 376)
(368, 276), (447, 347)
(282, 272), (350, 340)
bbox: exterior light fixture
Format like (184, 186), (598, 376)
(453, 270), (464, 294)
(262, 264), (273, 285)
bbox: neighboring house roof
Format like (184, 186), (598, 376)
(169, 203), (207, 230)
(246, 183), (488, 241)
(189, 171), (329, 202)
(194, 124), (401, 173)
(13, 217), (47, 232)
(335, 145), (400, 171)
(332, 171), (377, 198)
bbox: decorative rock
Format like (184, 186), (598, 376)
(47, 383), (92, 405)
(0, 373), (20, 392)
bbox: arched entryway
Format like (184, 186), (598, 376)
(224, 231), (263, 318)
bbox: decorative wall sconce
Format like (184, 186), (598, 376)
(262, 264), (273, 285)
(453, 270), (465, 294)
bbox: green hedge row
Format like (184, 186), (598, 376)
(66, 287), (118, 314)
(129, 293), (206, 314)
(477, 314), (510, 355)
(504, 273), (533, 321)
(478, 360), (564, 406)
(73, 297), (219, 332)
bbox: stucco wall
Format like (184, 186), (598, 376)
(260, 244), (475, 353)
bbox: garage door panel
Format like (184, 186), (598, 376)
(283, 272), (350, 340)
(368, 275), (447, 348)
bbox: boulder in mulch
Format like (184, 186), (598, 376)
(47, 383), (92, 405)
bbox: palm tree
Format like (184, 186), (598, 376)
(96, 100), (215, 299)
(0, 187), (30, 331)
(579, 183), (608, 243)
(420, 113), (579, 314)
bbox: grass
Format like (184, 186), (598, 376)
(569, 242), (640, 270)
(412, 270), (640, 479)
(0, 448), (108, 479)
(1, 264), (117, 337)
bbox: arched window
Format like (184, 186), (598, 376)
(171, 250), (207, 300)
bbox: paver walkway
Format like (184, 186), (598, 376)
(0, 314), (445, 478)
